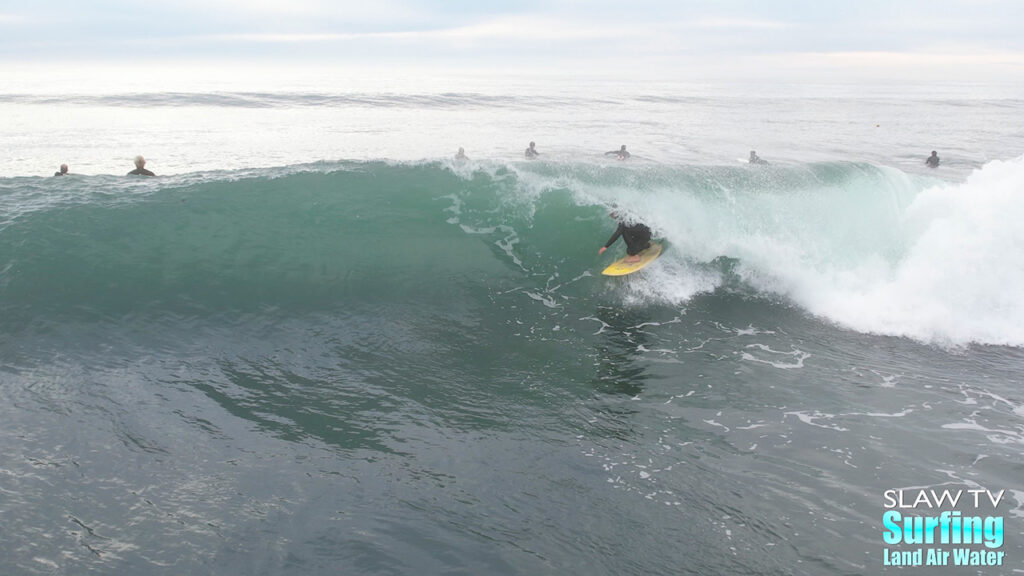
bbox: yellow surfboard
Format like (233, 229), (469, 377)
(601, 243), (663, 276)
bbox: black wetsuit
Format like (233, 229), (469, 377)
(128, 168), (156, 176)
(926, 154), (940, 168)
(604, 221), (652, 256)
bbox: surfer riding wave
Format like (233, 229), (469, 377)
(598, 210), (651, 263)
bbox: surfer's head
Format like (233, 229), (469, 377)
(134, 155), (146, 168)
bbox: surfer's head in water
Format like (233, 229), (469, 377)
(128, 155), (156, 176)
(748, 150), (769, 165)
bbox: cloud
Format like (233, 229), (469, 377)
(1, 1), (1023, 82)
(199, 14), (637, 44)
(730, 48), (1024, 82)
(429, 14), (634, 41)
(811, 49), (1024, 69)
(0, 12), (27, 24)
(685, 18), (790, 30)
(206, 33), (361, 43)
(165, 0), (430, 24)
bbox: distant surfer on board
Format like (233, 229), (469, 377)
(455, 147), (468, 160)
(748, 150), (768, 165)
(926, 150), (940, 168)
(525, 141), (539, 158)
(598, 209), (651, 264)
(54, 164), (68, 176)
(605, 145), (630, 160)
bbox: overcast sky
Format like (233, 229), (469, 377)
(2, 1), (1023, 81)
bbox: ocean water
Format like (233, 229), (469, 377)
(2, 72), (1024, 575)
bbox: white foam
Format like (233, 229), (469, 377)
(795, 157), (1024, 346)
(741, 344), (810, 370)
(618, 256), (722, 306)
(461, 152), (1024, 347)
(630, 156), (1024, 347)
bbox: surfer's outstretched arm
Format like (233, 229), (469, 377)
(599, 223), (625, 254)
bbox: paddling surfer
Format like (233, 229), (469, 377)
(605, 145), (630, 160)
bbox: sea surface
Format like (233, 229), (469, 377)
(2, 71), (1024, 575)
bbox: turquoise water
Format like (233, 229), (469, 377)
(3, 82), (1024, 575)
